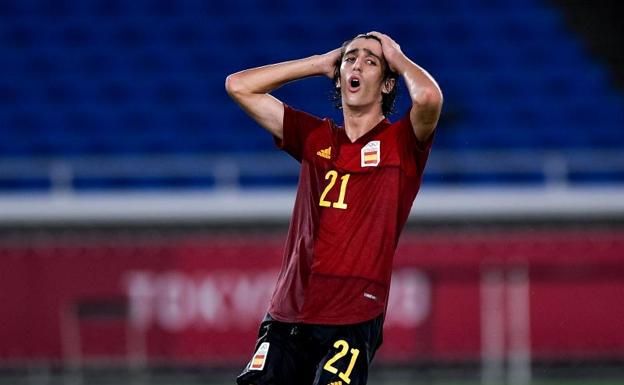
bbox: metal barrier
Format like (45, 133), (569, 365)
(1, 150), (624, 194)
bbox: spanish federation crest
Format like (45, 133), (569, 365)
(361, 140), (380, 167)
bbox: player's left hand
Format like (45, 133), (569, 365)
(368, 31), (404, 73)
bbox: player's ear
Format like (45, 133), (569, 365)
(335, 78), (341, 89)
(382, 78), (395, 94)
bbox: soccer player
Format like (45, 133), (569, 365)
(225, 31), (442, 385)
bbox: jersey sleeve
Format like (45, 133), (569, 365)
(273, 103), (325, 162)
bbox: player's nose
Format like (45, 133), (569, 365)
(352, 57), (362, 72)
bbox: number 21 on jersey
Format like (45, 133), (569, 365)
(319, 170), (350, 209)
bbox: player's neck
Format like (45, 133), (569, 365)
(342, 107), (385, 143)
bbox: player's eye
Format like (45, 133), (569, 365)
(366, 59), (377, 66)
(345, 57), (355, 63)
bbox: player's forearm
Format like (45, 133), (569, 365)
(388, 49), (442, 141)
(225, 55), (329, 98)
(393, 54), (443, 109)
(369, 31), (443, 110)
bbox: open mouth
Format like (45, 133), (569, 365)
(350, 78), (360, 88)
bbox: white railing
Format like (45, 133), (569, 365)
(1, 150), (623, 223)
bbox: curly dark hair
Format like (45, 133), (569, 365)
(331, 33), (399, 116)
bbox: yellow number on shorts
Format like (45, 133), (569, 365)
(323, 339), (360, 384)
(319, 170), (350, 209)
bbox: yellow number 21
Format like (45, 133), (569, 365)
(319, 170), (350, 209)
(323, 339), (360, 384)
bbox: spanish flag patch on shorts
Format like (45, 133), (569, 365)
(250, 342), (270, 371)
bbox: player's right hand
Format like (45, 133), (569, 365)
(320, 48), (342, 79)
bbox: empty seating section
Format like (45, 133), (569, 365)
(1, 1), (622, 160)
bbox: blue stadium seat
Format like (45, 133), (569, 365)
(0, 0), (623, 189)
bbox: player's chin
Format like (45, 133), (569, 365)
(343, 92), (366, 105)
(344, 96), (377, 111)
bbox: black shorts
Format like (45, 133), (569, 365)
(237, 314), (383, 385)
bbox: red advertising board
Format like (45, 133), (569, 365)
(1, 230), (623, 365)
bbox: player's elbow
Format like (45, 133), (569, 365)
(225, 73), (246, 100)
(413, 86), (443, 111)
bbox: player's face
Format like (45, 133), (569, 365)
(339, 38), (387, 114)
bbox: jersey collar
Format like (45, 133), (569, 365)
(334, 117), (391, 145)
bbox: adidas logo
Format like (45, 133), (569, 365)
(316, 146), (331, 159)
(328, 381), (342, 385)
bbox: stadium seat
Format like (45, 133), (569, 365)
(0, 0), (622, 189)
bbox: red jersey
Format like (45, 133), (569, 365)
(268, 104), (433, 325)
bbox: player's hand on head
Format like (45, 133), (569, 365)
(320, 47), (342, 79)
(368, 31), (403, 72)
